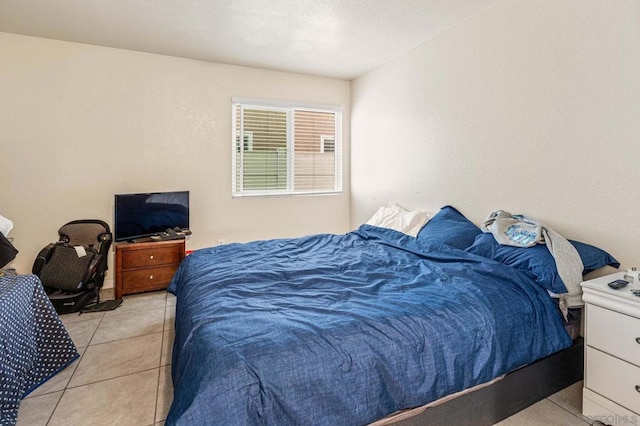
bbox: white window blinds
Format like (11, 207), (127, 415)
(232, 99), (342, 197)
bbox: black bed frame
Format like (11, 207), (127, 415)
(394, 337), (584, 425)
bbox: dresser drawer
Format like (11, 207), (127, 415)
(586, 347), (640, 414)
(122, 246), (181, 269)
(121, 265), (179, 290)
(587, 304), (640, 367)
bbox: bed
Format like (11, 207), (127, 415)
(166, 206), (618, 425)
(0, 273), (79, 425)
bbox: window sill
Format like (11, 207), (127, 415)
(232, 190), (342, 199)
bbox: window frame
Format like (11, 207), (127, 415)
(231, 98), (343, 198)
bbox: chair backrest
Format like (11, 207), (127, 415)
(58, 220), (111, 250)
(44, 219), (113, 290)
(61, 220), (112, 286)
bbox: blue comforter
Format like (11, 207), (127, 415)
(167, 225), (571, 425)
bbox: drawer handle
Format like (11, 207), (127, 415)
(150, 255), (154, 260)
(636, 385), (640, 393)
(636, 337), (640, 344)
(149, 275), (154, 280)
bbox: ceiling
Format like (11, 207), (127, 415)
(0, 0), (497, 80)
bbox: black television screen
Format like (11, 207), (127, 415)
(114, 191), (189, 242)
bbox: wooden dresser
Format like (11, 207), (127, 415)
(114, 239), (185, 299)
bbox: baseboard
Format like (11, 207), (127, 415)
(99, 287), (115, 300)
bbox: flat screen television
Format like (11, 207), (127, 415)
(114, 191), (189, 242)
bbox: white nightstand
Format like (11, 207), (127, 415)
(582, 272), (640, 425)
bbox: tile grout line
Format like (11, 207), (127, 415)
(85, 309), (106, 347)
(89, 328), (166, 347)
(43, 391), (63, 426)
(67, 366), (163, 391)
(153, 366), (163, 425)
(69, 330), (165, 360)
(45, 311), (107, 425)
(103, 303), (169, 318)
(89, 305), (166, 346)
(154, 293), (168, 424)
(64, 331), (165, 390)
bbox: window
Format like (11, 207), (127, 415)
(232, 98), (342, 197)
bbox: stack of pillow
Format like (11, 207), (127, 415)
(368, 204), (619, 295)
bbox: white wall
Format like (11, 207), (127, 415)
(0, 33), (351, 285)
(351, 0), (640, 270)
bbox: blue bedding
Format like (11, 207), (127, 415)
(167, 225), (571, 425)
(0, 274), (78, 425)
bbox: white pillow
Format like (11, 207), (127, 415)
(366, 203), (434, 237)
(0, 214), (13, 236)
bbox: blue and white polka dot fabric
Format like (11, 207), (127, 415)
(0, 274), (78, 425)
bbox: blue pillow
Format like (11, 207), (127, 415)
(571, 240), (620, 275)
(466, 233), (619, 293)
(416, 206), (481, 250)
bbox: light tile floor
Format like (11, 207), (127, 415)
(17, 291), (175, 426)
(495, 381), (597, 426)
(17, 290), (592, 426)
